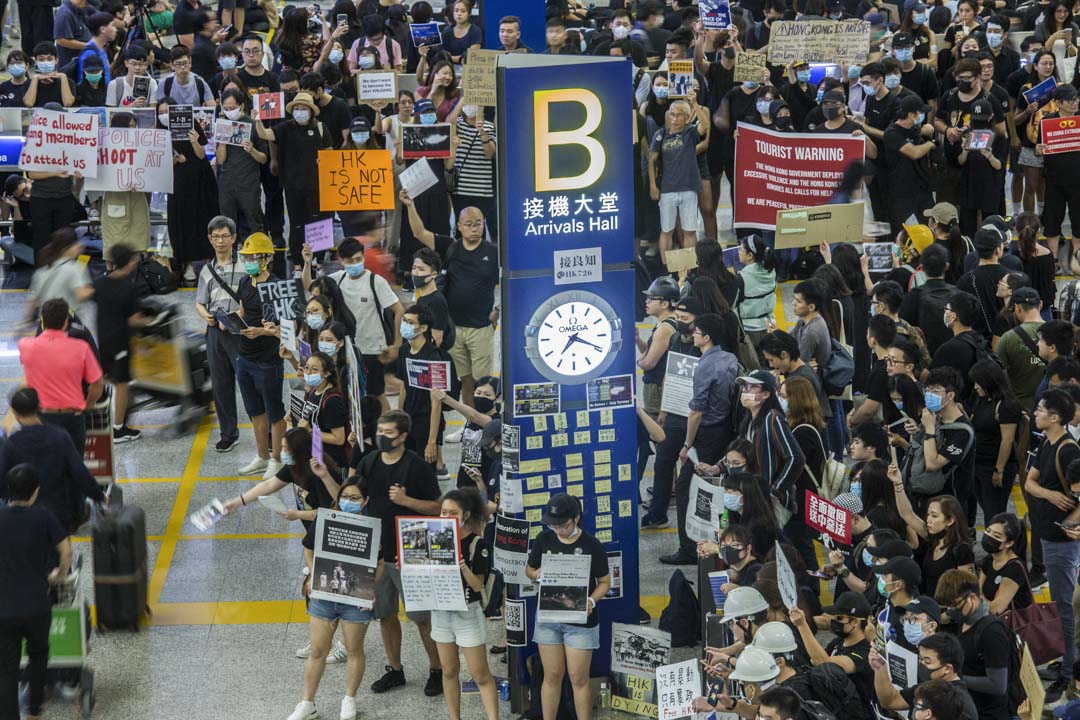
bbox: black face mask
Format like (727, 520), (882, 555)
(721, 546), (743, 567)
(830, 619), (848, 636)
(376, 434), (397, 452)
(676, 320), (692, 335)
(473, 396), (496, 414)
(483, 445), (500, 460)
(774, 116), (793, 130)
(956, 78), (974, 92)
(917, 665), (935, 684)
(412, 273), (432, 288)
(724, 46), (736, 59)
(981, 534), (1003, 554)
(823, 105), (842, 120)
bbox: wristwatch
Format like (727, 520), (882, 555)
(839, 568), (851, 579)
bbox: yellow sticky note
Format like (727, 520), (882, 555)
(533, 415), (548, 433)
(526, 435), (544, 450)
(595, 464), (612, 479)
(618, 464), (632, 481)
(529, 525), (542, 540)
(601, 409), (613, 426)
(551, 433), (569, 448)
(597, 495), (611, 514)
(595, 479), (612, 494)
(567, 484), (584, 497)
(574, 430), (592, 445)
(519, 458), (552, 474)
(526, 476), (544, 491)
(526, 508), (542, 522)
(596, 529), (612, 543)
(598, 429), (616, 443)
(523, 492), (551, 507)
(618, 499), (632, 517)
(553, 413), (568, 430)
(594, 450), (611, 465)
(595, 514), (612, 529)
(566, 453), (583, 468)
(576, 410), (590, 427)
(567, 467), (584, 483)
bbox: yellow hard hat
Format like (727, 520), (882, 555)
(239, 232), (275, 256)
(901, 223), (934, 255)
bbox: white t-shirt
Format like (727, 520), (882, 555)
(105, 75), (159, 107)
(29, 258), (91, 314)
(331, 269), (400, 354)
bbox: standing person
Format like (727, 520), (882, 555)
(790, 279), (834, 376)
(397, 305), (454, 467)
(761, 331), (830, 423)
(158, 45), (217, 106)
(195, 217), (245, 452)
(0, 464), (72, 720)
(433, 488), (499, 720)
(1036, 84), (1080, 269)
(994, 286), (1046, 411)
(525, 494), (611, 720)
(106, 45), (157, 107)
(298, 352), (349, 467)
(1013, 50), (1058, 213)
(882, 95), (936, 234)
(968, 360), (1022, 520)
(957, 228), (1011, 344)
(737, 235), (777, 353)
(350, 410), (444, 697)
(100, 113), (150, 258)
(450, 104), (498, 242)
(648, 98), (705, 264)
(431, 377), (500, 490)
(216, 88), (267, 234)
(779, 376), (827, 575)
(636, 277), (680, 420)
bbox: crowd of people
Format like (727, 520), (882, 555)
(7, 0), (1080, 720)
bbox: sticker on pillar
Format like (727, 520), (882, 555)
(553, 246), (603, 285)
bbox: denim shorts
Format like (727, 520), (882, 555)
(533, 621), (600, 650)
(235, 355), (285, 423)
(308, 598), (374, 624)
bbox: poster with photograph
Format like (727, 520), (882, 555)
(402, 123), (452, 159)
(537, 553), (590, 624)
(409, 21), (441, 47)
(505, 598), (527, 646)
(213, 118), (253, 146)
(605, 551), (623, 599)
(501, 424), (520, 473)
(686, 475), (723, 542)
(494, 514), (530, 584)
(668, 60), (694, 98)
(405, 358), (451, 390)
(310, 509), (381, 608)
(513, 382), (561, 417)
(661, 352), (698, 416)
(254, 91), (285, 121)
(611, 623), (671, 676)
(863, 242), (894, 273)
(396, 516), (467, 612)
(586, 374), (634, 411)
(168, 104), (193, 141)
(193, 107), (217, 143)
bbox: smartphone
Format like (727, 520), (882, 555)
(887, 418), (907, 429)
(337, 12), (347, 24)
(807, 570), (832, 579)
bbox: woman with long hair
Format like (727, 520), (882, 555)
(886, 373), (925, 456)
(1011, 213), (1056, 316)
(980, 512), (1033, 613)
(829, 243), (873, 393)
(1034, 0), (1080, 46)
(715, 474), (780, 556)
(780, 376), (826, 574)
(857, 459), (910, 541)
(1015, 50), (1059, 212)
(927, 208), (970, 283)
(694, 240), (743, 307)
(898, 1), (938, 68)
(273, 7), (326, 75)
(902, 494), (975, 597)
(737, 235), (777, 353)
(297, 351), (349, 467)
(686, 77), (717, 241)
(415, 59), (461, 122)
(688, 276), (740, 353)
(993, 271), (1032, 345)
(308, 274), (357, 340)
(438, 0), (482, 65)
(969, 359), (1023, 519)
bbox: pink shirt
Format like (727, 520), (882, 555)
(18, 330), (102, 410)
(347, 36), (403, 70)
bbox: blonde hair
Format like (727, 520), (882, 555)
(783, 376), (825, 430)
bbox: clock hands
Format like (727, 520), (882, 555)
(575, 337), (604, 352)
(558, 333), (603, 355)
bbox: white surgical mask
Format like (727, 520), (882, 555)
(613, 24), (630, 40)
(358, 55), (376, 69)
(329, 48), (344, 63)
(462, 104), (477, 117)
(293, 108), (312, 123)
(223, 107), (242, 120)
(158, 112), (170, 126)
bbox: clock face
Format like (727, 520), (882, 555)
(535, 301), (614, 377)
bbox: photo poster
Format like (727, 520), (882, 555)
(707, 570), (730, 612)
(1022, 75), (1057, 106)
(586, 374), (634, 411)
(310, 509), (381, 609)
(84, 127), (174, 193)
(655, 659), (701, 720)
(396, 515), (467, 612)
(700, 0), (732, 29)
(410, 21), (441, 47)
(18, 108), (100, 178)
(132, 74), (151, 100)
(513, 381), (561, 417)
(290, 391), (318, 424)
(501, 423), (520, 473)
(213, 118), (253, 146)
(357, 70), (398, 103)
(505, 597), (527, 646)
(405, 358), (451, 391)
(963, 129), (994, 151)
(402, 123), (452, 159)
(611, 623), (672, 676)
(254, 91), (285, 121)
(661, 352), (699, 417)
(667, 60), (694, 98)
(863, 241), (894, 272)
(493, 514), (530, 584)
(775, 540), (799, 610)
(537, 552), (591, 624)
(168, 104), (193, 141)
(605, 551), (623, 599)
(257, 277), (304, 323)
(686, 475), (723, 542)
(193, 107), (217, 143)
(885, 640), (918, 690)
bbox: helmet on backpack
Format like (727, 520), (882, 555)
(729, 647), (781, 682)
(720, 586), (769, 622)
(752, 622), (798, 654)
(900, 223), (933, 260)
(643, 276), (680, 303)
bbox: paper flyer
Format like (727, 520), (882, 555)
(396, 516), (467, 612)
(775, 541), (799, 610)
(257, 495), (288, 513)
(493, 514), (530, 584)
(605, 551), (623, 599)
(611, 623), (671, 675)
(537, 553), (591, 624)
(686, 475), (723, 542)
(505, 598), (527, 646)
(309, 509), (381, 609)
(405, 358), (451, 391)
(661, 352), (698, 417)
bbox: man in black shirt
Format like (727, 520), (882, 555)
(883, 94), (935, 234)
(931, 291), (986, 408)
(790, 590), (874, 709)
(172, 0), (206, 46)
(813, 90), (878, 161)
(301, 70), (350, 147)
(849, 314), (897, 427)
(871, 627), (979, 720)
(0, 464), (72, 720)
(956, 228), (1010, 342)
(984, 16), (1020, 86)
(893, 32), (939, 107)
(239, 35), (285, 261)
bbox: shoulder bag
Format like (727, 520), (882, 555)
(1000, 556), (1064, 665)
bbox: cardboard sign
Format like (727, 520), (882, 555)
(254, 91), (285, 121)
(774, 202), (865, 249)
(667, 60), (694, 98)
(357, 71), (398, 102)
(410, 22), (441, 47)
(701, 0), (732, 29)
(317, 149), (395, 211)
(805, 489), (852, 544)
(84, 128), (173, 193)
(733, 51), (768, 83)
(214, 119), (252, 146)
(1020, 644), (1046, 720)
(461, 48), (499, 106)
(304, 217), (335, 252)
(168, 105), (193, 141)
(1041, 116), (1080, 154)
(767, 20), (871, 64)
(19, 109), (100, 178)
(402, 123), (452, 159)
(664, 247), (698, 272)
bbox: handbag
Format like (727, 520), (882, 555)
(795, 423), (847, 500)
(1000, 557), (1064, 665)
(732, 287), (761, 371)
(445, 128), (479, 194)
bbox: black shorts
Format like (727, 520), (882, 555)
(361, 353), (386, 396)
(99, 342), (131, 383)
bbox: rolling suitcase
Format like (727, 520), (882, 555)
(92, 505), (149, 631)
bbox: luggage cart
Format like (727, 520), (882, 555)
(83, 403), (114, 489)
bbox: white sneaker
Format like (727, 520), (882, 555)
(326, 640), (347, 664)
(444, 430), (462, 443)
(239, 456), (268, 476)
(340, 696), (357, 720)
(295, 641), (311, 659)
(287, 700), (318, 720)
(263, 458), (283, 480)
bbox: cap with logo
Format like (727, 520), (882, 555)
(541, 493), (581, 525)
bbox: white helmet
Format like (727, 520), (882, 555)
(752, 622), (798, 654)
(720, 586), (769, 622)
(729, 647), (781, 683)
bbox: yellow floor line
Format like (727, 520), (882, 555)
(775, 286), (791, 331)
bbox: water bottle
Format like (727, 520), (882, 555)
(598, 681), (611, 709)
(720, 508), (729, 530)
(498, 679), (510, 701)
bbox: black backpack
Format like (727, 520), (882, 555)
(135, 257), (178, 297)
(804, 663), (872, 720)
(970, 614), (1027, 715)
(658, 570), (700, 647)
(525, 652), (577, 720)
(163, 73), (208, 101)
(914, 283), (955, 355)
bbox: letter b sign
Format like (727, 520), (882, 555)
(533, 88), (605, 192)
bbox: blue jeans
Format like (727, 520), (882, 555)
(1043, 539), (1080, 678)
(533, 621), (599, 650)
(824, 400), (847, 462)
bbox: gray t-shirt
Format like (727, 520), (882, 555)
(650, 125), (702, 194)
(792, 315), (832, 373)
(788, 362), (832, 418)
(156, 73), (214, 106)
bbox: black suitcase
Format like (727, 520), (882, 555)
(92, 505), (148, 631)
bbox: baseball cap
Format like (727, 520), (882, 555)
(892, 31), (915, 48)
(872, 556), (922, 587)
(350, 116), (371, 132)
(832, 492), (863, 515)
(414, 97), (436, 114)
(901, 595), (942, 623)
(983, 214), (1015, 233)
(1056, 83), (1080, 102)
(970, 98), (994, 121)
(865, 538), (915, 560)
(480, 419), (502, 449)
(897, 94), (930, 117)
(823, 590), (872, 618)
(973, 227), (1005, 252)
(923, 202), (958, 224)
(1011, 286), (1042, 307)
(737, 370), (778, 394)
(541, 493), (581, 526)
(675, 297), (704, 316)
(821, 89), (846, 104)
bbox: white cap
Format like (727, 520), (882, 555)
(729, 647), (781, 682)
(720, 586), (769, 622)
(752, 621), (798, 654)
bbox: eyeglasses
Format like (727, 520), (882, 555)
(210, 233), (234, 240)
(691, 329), (704, 336)
(913, 702), (930, 713)
(885, 357), (911, 366)
(242, 48), (263, 56)
(459, 220), (484, 228)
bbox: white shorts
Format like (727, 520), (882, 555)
(430, 601), (487, 647)
(659, 191), (700, 233)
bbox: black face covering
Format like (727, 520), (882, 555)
(830, 619), (848, 636)
(473, 396), (496, 414)
(376, 434), (397, 452)
(956, 78), (974, 92)
(721, 546), (743, 567)
(724, 46), (736, 59)
(981, 534), (1002, 554)
(676, 321), (692, 335)
(823, 105), (842, 120)
(774, 116), (793, 130)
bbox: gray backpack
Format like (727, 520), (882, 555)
(904, 420), (975, 495)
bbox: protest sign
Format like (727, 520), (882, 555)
(655, 659), (700, 720)
(766, 20), (871, 65)
(311, 423), (324, 464)
(1023, 76), (1057, 106)
(19, 108), (99, 177)
(734, 123), (865, 230)
(885, 640), (918, 689)
(304, 218), (334, 252)
(1020, 644), (1046, 720)
(310, 509), (381, 608)
(734, 51), (767, 83)
(701, 0), (732, 29)
(168, 105), (193, 141)
(1041, 116), (1080, 154)
(611, 624), (671, 676)
(774, 202), (864, 249)
(213, 310), (247, 334)
(132, 75), (151, 100)
(190, 499), (225, 531)
(84, 127), (173, 193)
(461, 48), (499, 106)
(397, 516), (467, 612)
(963, 129), (994, 151)
(500, 472), (523, 514)
(410, 22), (441, 47)
(537, 554), (591, 624)
(513, 382), (561, 417)
(214, 118), (252, 146)
(257, 278), (304, 323)
(494, 515), (531, 584)
(405, 358), (451, 390)
(606, 551), (623, 599)
(289, 391), (318, 424)
(775, 541), (799, 609)
(707, 571), (730, 612)
(357, 71), (398, 102)
(686, 475), (723, 542)
(660, 352), (698, 417)
(193, 107), (216, 142)
(279, 318), (298, 356)
(864, 242), (895, 272)
(402, 123), (452, 159)
(611, 673), (659, 717)
(668, 60), (694, 98)
(254, 92), (285, 121)
(664, 247), (698, 272)
(318, 149), (394, 211)
(805, 489), (852, 544)
(501, 424), (520, 473)
(399, 157), (440, 198)
(505, 598), (527, 646)
(586, 374), (634, 411)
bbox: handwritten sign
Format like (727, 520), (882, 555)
(84, 128), (173, 193)
(304, 218), (334, 252)
(775, 541), (798, 609)
(257, 278), (303, 322)
(317, 149), (394, 211)
(1041, 116), (1080, 154)
(766, 20), (871, 65)
(461, 48), (499, 106)
(734, 51), (768, 83)
(357, 71), (397, 102)
(19, 108), (99, 177)
(655, 659), (700, 720)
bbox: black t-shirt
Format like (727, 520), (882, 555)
(957, 264), (1009, 341)
(813, 118), (863, 134)
(936, 417), (977, 490)
(281, 462), (342, 549)
(415, 290), (451, 339)
(76, 80), (107, 107)
(866, 359), (900, 424)
(921, 540), (975, 599)
(397, 341), (450, 430)
(456, 417), (497, 488)
(884, 122), (932, 195)
(237, 275), (281, 363)
(959, 615), (1012, 720)
(706, 61), (736, 114)
(0, 79), (29, 107)
(237, 67), (281, 96)
(460, 532), (491, 605)
(444, 240), (499, 328)
(864, 91), (898, 133)
(356, 449), (441, 562)
(932, 331), (984, 407)
(980, 555), (1034, 609)
(273, 120), (332, 190)
(92, 271), (139, 350)
(318, 96), (351, 148)
(527, 528), (610, 628)
(970, 397), (1021, 466)
(902, 62), (940, 103)
(1032, 434), (1080, 542)
(172, 0), (204, 34)
(31, 78), (64, 108)
(306, 388), (348, 467)
(900, 679), (979, 720)
(0, 504), (66, 619)
(824, 637), (873, 709)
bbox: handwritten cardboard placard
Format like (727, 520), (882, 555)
(304, 217), (334, 252)
(461, 48), (499, 107)
(734, 51), (768, 83)
(766, 20), (871, 65)
(664, 247), (699, 272)
(84, 127), (173, 193)
(317, 149), (395, 211)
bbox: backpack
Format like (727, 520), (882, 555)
(903, 419), (975, 496)
(135, 256), (178, 296)
(525, 652), (578, 720)
(467, 535), (495, 608)
(163, 73), (209, 102)
(1057, 279), (1080, 323)
(658, 569), (700, 647)
(803, 663), (871, 720)
(970, 614), (1027, 716)
(821, 338), (854, 397)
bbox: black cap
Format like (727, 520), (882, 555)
(737, 370), (779, 393)
(827, 0), (843, 9)
(973, 227), (1005, 252)
(970, 98), (993, 121)
(898, 94), (929, 117)
(892, 31), (915, 47)
(1011, 286), (1042, 307)
(350, 116), (371, 132)
(823, 591), (872, 618)
(82, 54), (104, 70)
(822, 89), (846, 104)
(983, 214), (1015, 232)
(1056, 84), (1080, 101)
(542, 493), (581, 525)
(901, 595), (942, 623)
(873, 556), (922, 588)
(769, 99), (789, 118)
(480, 419), (502, 448)
(675, 297), (704, 316)
(866, 538), (914, 559)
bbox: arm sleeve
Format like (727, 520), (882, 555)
(964, 665), (1009, 695)
(66, 433), (106, 503)
(82, 343), (103, 385)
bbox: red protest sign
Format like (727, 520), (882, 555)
(805, 489), (851, 544)
(733, 122), (865, 230)
(1041, 117), (1080, 155)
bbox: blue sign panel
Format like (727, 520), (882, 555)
(480, 0), (545, 55)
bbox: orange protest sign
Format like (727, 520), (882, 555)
(318, 149), (394, 211)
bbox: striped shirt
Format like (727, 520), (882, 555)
(453, 116), (496, 197)
(196, 261), (244, 315)
(745, 409), (806, 511)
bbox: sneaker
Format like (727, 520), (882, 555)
(659, 552), (697, 565)
(641, 516), (669, 529)
(286, 700), (318, 720)
(263, 458), (283, 480)
(371, 665), (406, 693)
(1040, 661), (1063, 681)
(325, 641), (347, 664)
(339, 696), (357, 720)
(436, 465), (451, 481)
(1046, 677), (1070, 704)
(1030, 570), (1049, 591)
(424, 669), (444, 697)
(239, 456), (268, 476)
(295, 641), (311, 659)
(216, 437), (239, 453)
(639, 606), (652, 625)
(112, 425), (142, 443)
(444, 430), (462, 443)
(489, 645), (507, 655)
